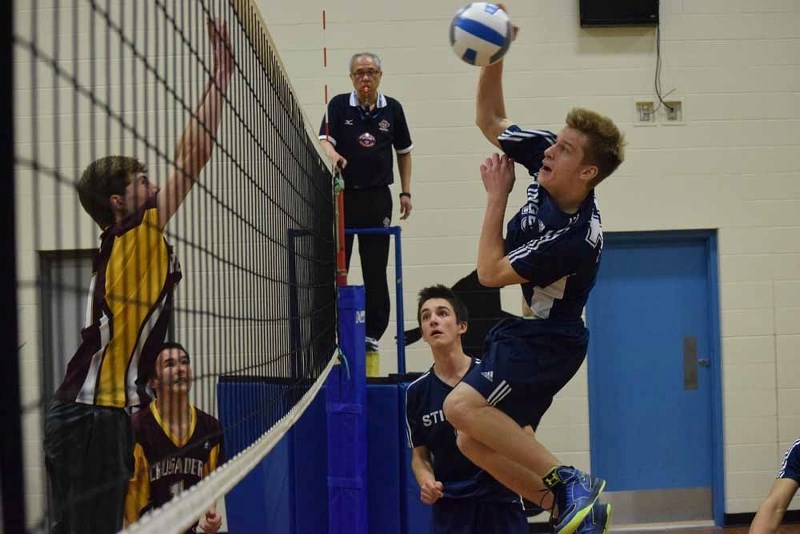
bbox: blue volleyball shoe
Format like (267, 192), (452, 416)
(576, 501), (611, 534)
(543, 466), (606, 534)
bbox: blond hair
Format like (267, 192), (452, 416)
(566, 108), (625, 185)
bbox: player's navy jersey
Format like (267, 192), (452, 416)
(778, 439), (800, 483)
(124, 403), (224, 528)
(56, 195), (182, 408)
(405, 360), (521, 504)
(498, 125), (603, 321)
(319, 91), (413, 190)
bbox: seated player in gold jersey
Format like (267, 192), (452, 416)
(125, 342), (224, 533)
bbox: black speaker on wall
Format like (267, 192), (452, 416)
(579, 0), (659, 27)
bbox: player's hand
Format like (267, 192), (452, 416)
(198, 505), (222, 533)
(208, 18), (234, 93)
(420, 480), (444, 505)
(480, 153), (515, 198)
(494, 3), (520, 41)
(399, 195), (412, 220)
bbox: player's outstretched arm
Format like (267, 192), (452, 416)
(476, 61), (512, 149)
(750, 478), (799, 533)
(158, 17), (234, 229)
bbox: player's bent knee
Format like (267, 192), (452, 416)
(443, 390), (468, 430)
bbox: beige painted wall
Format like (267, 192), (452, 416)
(12, 0), (800, 527)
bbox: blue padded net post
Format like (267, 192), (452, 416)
(327, 286), (368, 533)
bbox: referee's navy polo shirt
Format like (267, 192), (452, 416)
(319, 91), (413, 190)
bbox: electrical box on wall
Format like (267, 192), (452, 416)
(579, 0), (659, 27)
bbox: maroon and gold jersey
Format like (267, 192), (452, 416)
(125, 402), (224, 525)
(55, 196), (181, 408)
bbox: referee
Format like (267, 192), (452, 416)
(319, 51), (414, 375)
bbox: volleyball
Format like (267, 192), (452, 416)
(449, 3), (513, 67)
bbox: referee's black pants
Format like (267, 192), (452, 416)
(344, 186), (392, 344)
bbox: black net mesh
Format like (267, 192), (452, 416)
(12, 0), (336, 530)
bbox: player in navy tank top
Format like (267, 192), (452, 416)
(751, 438), (800, 531)
(405, 285), (528, 534)
(442, 14), (624, 533)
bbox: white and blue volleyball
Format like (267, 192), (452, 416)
(449, 3), (512, 67)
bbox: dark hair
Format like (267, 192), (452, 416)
(417, 284), (468, 326)
(77, 155), (147, 228)
(148, 341), (191, 379)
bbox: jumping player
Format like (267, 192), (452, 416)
(442, 20), (624, 533)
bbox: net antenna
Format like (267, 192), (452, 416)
(322, 8), (349, 287)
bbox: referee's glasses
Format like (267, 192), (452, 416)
(351, 69), (381, 79)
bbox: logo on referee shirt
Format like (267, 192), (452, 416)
(481, 371), (493, 382)
(378, 119), (390, 132)
(358, 132), (376, 147)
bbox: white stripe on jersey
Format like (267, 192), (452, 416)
(507, 224), (572, 263)
(487, 380), (511, 406)
(75, 312), (111, 404)
(531, 277), (568, 320)
(405, 371), (431, 448)
(126, 292), (171, 406)
(83, 274), (96, 328)
(76, 290), (169, 406)
(498, 128), (556, 142)
(778, 439), (800, 478)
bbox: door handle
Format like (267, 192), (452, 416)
(683, 336), (698, 390)
(698, 358), (711, 367)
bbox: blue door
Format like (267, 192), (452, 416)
(586, 231), (723, 524)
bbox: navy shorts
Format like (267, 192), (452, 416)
(431, 498), (528, 534)
(462, 317), (588, 429)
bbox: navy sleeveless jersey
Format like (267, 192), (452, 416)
(498, 125), (603, 321)
(778, 439), (800, 482)
(405, 360), (521, 504)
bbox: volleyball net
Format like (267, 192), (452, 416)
(12, 0), (339, 531)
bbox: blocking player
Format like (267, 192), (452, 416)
(43, 18), (233, 534)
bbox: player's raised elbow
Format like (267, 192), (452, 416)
(476, 266), (504, 288)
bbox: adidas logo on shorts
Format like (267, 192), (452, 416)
(481, 371), (493, 382)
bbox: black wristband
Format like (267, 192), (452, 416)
(399, 192), (411, 199)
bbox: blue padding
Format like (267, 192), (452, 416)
(292, 388), (328, 533)
(218, 379), (329, 533)
(367, 383), (402, 534)
(327, 286), (368, 534)
(218, 380), (292, 534)
(398, 380), (432, 532)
